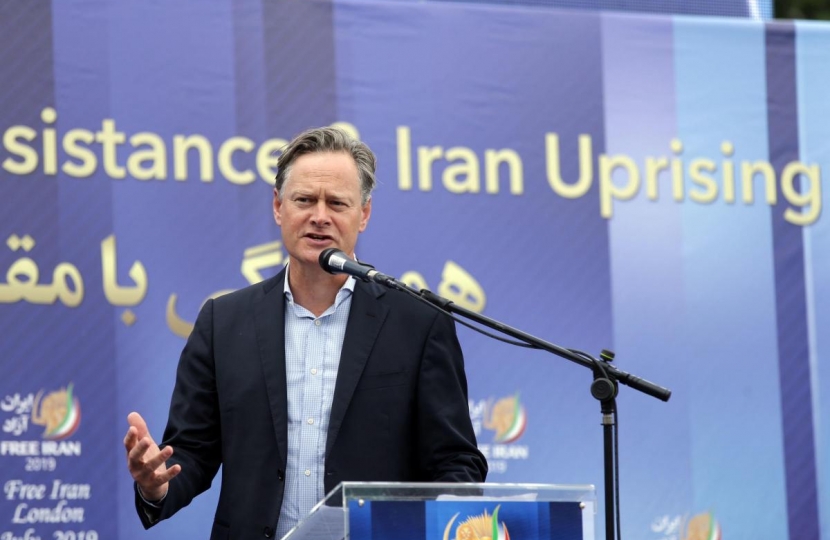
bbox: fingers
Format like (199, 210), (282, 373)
(143, 443), (173, 472)
(124, 412), (153, 453)
(156, 463), (182, 485)
(123, 426), (147, 450)
(123, 426), (136, 450)
(127, 411), (149, 439)
(137, 463), (181, 501)
(127, 437), (179, 494)
(124, 413), (179, 500)
(128, 436), (155, 465)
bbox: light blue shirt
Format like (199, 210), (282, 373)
(276, 270), (355, 539)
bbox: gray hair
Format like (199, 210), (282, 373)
(274, 127), (377, 205)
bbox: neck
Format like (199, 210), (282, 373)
(287, 259), (348, 317)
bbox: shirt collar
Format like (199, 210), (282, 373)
(283, 262), (356, 310)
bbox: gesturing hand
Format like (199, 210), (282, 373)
(124, 412), (181, 502)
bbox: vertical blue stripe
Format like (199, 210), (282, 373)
(0, 3), (64, 538)
(232, 0), (281, 280)
(106, 2), (239, 539)
(51, 2), (120, 539)
(795, 20), (830, 540)
(674, 16), (788, 539)
(0, 2), (59, 367)
(766, 21), (820, 540)
(262, 0), (339, 135)
(601, 13), (693, 538)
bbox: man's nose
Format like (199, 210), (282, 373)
(310, 201), (331, 225)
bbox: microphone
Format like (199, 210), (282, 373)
(318, 248), (395, 286)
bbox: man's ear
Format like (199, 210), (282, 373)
(359, 198), (372, 232)
(273, 190), (282, 225)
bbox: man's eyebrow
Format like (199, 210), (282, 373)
(289, 190), (315, 197)
(288, 190), (356, 202)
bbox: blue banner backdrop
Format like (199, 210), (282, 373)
(1, 1), (828, 539)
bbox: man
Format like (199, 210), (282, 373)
(124, 127), (487, 539)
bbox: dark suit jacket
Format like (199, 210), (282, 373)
(136, 268), (487, 539)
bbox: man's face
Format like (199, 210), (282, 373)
(273, 151), (371, 270)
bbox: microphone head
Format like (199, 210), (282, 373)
(318, 248), (343, 274)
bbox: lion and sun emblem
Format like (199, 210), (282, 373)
(443, 506), (510, 540)
(31, 383), (81, 439)
(483, 394), (526, 444)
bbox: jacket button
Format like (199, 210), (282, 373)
(263, 526), (272, 538)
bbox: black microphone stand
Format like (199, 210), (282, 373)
(387, 283), (671, 540)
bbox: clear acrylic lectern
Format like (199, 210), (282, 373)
(282, 482), (596, 540)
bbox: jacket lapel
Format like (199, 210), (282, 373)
(325, 280), (388, 456)
(253, 269), (288, 468)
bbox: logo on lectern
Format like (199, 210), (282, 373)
(443, 505), (511, 540)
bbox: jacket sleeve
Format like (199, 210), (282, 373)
(416, 310), (488, 482)
(134, 299), (224, 528)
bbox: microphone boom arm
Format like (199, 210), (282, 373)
(378, 277), (671, 540)
(415, 289), (671, 401)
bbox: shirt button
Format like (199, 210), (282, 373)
(304, 469), (311, 477)
(311, 368), (318, 375)
(314, 319), (321, 326)
(307, 418), (314, 425)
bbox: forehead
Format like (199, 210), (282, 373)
(284, 152), (361, 194)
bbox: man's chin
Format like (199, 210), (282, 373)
(291, 249), (337, 269)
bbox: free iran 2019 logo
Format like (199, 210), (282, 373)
(1, 383), (83, 457)
(32, 384), (81, 440)
(470, 393), (529, 474)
